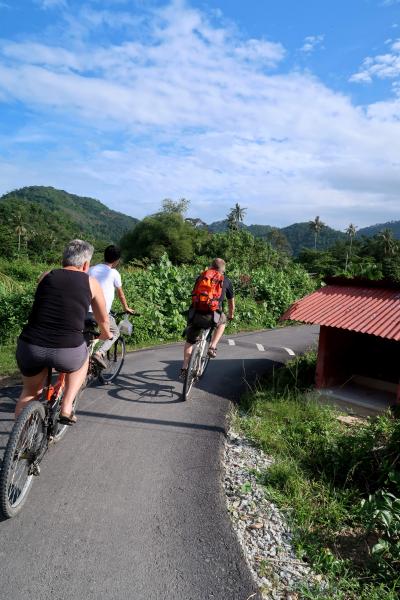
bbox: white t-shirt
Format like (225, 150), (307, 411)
(89, 264), (122, 314)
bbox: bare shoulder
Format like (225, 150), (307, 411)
(89, 275), (101, 296)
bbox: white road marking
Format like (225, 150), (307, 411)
(227, 339), (236, 346)
(256, 343), (265, 352)
(283, 347), (295, 356)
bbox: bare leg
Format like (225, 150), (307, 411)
(210, 322), (226, 350)
(183, 342), (194, 369)
(15, 369), (48, 418)
(61, 356), (89, 417)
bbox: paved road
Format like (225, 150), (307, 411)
(0, 325), (318, 600)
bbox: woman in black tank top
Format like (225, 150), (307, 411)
(15, 240), (112, 423)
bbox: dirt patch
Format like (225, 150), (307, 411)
(329, 528), (378, 568)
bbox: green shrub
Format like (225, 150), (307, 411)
(239, 353), (400, 595)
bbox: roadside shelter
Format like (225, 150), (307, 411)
(281, 277), (400, 412)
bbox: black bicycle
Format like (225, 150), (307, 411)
(182, 327), (213, 401)
(84, 311), (135, 385)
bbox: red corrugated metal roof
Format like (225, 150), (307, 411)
(282, 285), (400, 341)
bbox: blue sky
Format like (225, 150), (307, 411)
(0, 0), (400, 228)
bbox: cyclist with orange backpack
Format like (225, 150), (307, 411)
(180, 258), (235, 379)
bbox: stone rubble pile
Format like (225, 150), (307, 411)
(223, 429), (318, 599)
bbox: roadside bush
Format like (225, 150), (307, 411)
(239, 353), (400, 597)
(0, 289), (35, 343)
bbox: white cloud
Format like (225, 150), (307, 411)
(235, 39), (285, 67)
(0, 2), (399, 227)
(37, 0), (67, 8)
(300, 34), (325, 54)
(350, 39), (400, 83)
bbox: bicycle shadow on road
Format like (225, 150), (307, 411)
(106, 367), (182, 404)
(106, 356), (283, 405)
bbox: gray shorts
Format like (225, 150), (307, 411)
(185, 312), (226, 344)
(16, 338), (88, 378)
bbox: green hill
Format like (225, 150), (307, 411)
(0, 186), (138, 259)
(208, 219), (344, 255)
(281, 222), (346, 255)
(358, 221), (400, 239)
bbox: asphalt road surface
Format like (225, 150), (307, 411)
(0, 325), (318, 600)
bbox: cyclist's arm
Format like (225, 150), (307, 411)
(89, 277), (112, 340)
(116, 287), (135, 314)
(227, 297), (235, 320)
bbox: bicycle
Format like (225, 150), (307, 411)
(0, 312), (134, 518)
(0, 365), (86, 519)
(182, 326), (213, 401)
(84, 310), (135, 386)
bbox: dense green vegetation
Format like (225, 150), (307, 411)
(0, 252), (314, 350)
(0, 186), (137, 260)
(208, 217), (400, 256)
(297, 229), (400, 281)
(238, 354), (400, 599)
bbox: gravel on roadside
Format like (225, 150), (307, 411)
(223, 428), (321, 599)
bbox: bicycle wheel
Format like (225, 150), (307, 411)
(198, 333), (212, 379)
(0, 402), (46, 519)
(99, 336), (126, 384)
(182, 344), (201, 401)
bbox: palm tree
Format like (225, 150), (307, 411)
(227, 203), (247, 232)
(345, 223), (357, 271)
(309, 216), (325, 250)
(15, 213), (27, 256)
(379, 228), (397, 257)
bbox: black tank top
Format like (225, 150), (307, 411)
(20, 269), (92, 348)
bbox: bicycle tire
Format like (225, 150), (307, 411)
(0, 402), (46, 519)
(198, 334), (212, 379)
(99, 336), (126, 384)
(182, 344), (201, 401)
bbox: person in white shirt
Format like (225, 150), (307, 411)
(89, 245), (134, 368)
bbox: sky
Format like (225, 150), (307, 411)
(0, 0), (400, 228)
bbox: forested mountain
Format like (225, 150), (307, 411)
(208, 219), (345, 254)
(281, 223), (346, 255)
(358, 221), (400, 239)
(1, 185), (398, 261)
(0, 186), (138, 259)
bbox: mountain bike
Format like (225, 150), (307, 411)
(0, 313), (134, 518)
(0, 365), (86, 519)
(84, 310), (135, 386)
(182, 327), (213, 401)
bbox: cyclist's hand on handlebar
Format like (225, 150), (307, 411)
(99, 327), (113, 341)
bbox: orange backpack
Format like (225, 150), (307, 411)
(192, 269), (225, 313)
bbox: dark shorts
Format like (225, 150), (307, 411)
(185, 312), (227, 344)
(16, 338), (88, 378)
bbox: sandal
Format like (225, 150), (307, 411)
(59, 412), (77, 426)
(208, 346), (217, 358)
